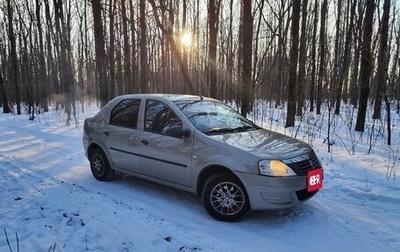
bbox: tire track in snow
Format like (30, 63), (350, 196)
(0, 151), (205, 251)
(0, 117), (205, 251)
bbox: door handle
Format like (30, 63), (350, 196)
(140, 140), (149, 145)
(104, 131), (110, 136)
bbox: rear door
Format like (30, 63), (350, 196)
(107, 99), (141, 173)
(137, 99), (193, 187)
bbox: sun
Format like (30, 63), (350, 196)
(180, 33), (192, 47)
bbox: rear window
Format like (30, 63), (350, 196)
(110, 99), (141, 129)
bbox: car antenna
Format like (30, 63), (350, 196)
(199, 95), (203, 100)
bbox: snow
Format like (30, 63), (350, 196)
(0, 104), (399, 252)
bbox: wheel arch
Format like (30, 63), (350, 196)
(196, 165), (240, 197)
(87, 143), (102, 157)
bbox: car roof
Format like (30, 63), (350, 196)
(112, 94), (217, 103)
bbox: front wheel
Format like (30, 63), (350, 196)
(89, 148), (115, 181)
(202, 173), (250, 221)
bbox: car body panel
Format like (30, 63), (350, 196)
(137, 130), (193, 187)
(208, 129), (312, 160)
(107, 125), (141, 173)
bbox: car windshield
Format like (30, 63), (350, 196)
(174, 100), (258, 135)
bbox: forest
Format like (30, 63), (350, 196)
(0, 0), (399, 132)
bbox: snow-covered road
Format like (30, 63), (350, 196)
(0, 111), (399, 251)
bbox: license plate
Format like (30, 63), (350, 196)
(307, 168), (323, 192)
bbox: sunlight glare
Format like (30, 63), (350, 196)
(181, 33), (192, 47)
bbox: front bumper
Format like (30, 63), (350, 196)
(235, 172), (319, 210)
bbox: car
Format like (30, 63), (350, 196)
(83, 94), (323, 221)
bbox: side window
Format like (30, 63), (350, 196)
(110, 99), (141, 129)
(145, 100), (182, 136)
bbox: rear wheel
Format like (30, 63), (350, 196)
(90, 148), (115, 181)
(202, 173), (250, 221)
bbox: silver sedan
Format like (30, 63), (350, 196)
(83, 94), (323, 221)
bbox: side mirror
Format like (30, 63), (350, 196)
(167, 126), (191, 138)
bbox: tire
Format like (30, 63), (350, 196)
(202, 173), (250, 221)
(89, 148), (115, 181)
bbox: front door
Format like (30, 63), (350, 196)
(138, 100), (192, 187)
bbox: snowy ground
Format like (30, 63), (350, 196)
(0, 103), (399, 252)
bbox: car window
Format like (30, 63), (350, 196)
(110, 99), (141, 129)
(144, 100), (182, 136)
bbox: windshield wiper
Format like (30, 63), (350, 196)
(205, 125), (256, 135)
(231, 125), (254, 132)
(205, 128), (235, 135)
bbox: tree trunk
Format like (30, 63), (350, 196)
(7, 0), (21, 115)
(350, 2), (364, 107)
(355, 0), (375, 132)
(317, 0), (327, 115)
(140, 0), (148, 93)
(208, 0), (220, 98)
(0, 71), (11, 113)
(108, 0), (116, 98)
(129, 0), (138, 93)
(35, 0), (49, 112)
(54, 0), (75, 125)
(296, 0), (307, 116)
(121, 0), (132, 94)
(372, 0), (390, 119)
(310, 1), (318, 112)
(44, 0), (59, 100)
(91, 0), (109, 107)
(240, 0), (253, 117)
(286, 0), (300, 127)
(334, 0), (356, 115)
(332, 0), (343, 115)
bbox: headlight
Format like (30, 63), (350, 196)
(258, 160), (296, 176)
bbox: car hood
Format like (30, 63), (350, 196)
(207, 129), (312, 160)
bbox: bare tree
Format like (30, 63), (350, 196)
(140, 0), (148, 93)
(355, 0), (375, 132)
(317, 0), (327, 115)
(309, 0), (318, 112)
(373, 0), (390, 119)
(91, 0), (109, 107)
(54, 0), (75, 124)
(332, 0), (343, 115)
(286, 0), (300, 127)
(7, 0), (21, 115)
(148, 0), (195, 93)
(108, 0), (116, 98)
(296, 0), (308, 116)
(43, 0), (59, 101)
(334, 0), (357, 115)
(35, 0), (48, 112)
(0, 70), (11, 113)
(208, 0), (220, 99)
(1, 0), (399, 131)
(121, 0), (133, 94)
(240, 0), (253, 116)
(349, 1), (364, 106)
(129, 0), (138, 93)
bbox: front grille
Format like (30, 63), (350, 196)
(284, 151), (321, 176)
